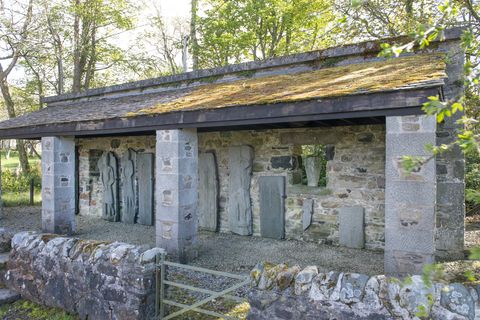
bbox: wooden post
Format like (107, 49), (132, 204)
(29, 177), (34, 205)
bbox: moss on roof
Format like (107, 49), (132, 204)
(131, 53), (447, 116)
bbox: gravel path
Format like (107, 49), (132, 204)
(5, 206), (480, 276)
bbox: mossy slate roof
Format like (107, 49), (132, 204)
(0, 51), (449, 136)
(132, 54), (446, 116)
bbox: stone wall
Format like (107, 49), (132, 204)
(198, 125), (386, 249)
(4, 231), (162, 320)
(248, 262), (479, 320)
(77, 136), (156, 217)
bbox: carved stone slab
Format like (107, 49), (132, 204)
(228, 145), (254, 236)
(259, 176), (285, 239)
(339, 206), (365, 249)
(198, 152), (218, 232)
(303, 199), (314, 231)
(120, 149), (137, 224)
(137, 153), (154, 226)
(98, 152), (120, 222)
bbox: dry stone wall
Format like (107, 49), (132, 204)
(248, 262), (480, 320)
(4, 231), (162, 320)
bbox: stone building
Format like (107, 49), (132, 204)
(0, 29), (465, 276)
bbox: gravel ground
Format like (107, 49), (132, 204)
(5, 207), (480, 276)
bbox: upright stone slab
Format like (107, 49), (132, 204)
(98, 152), (120, 222)
(302, 199), (314, 231)
(339, 206), (365, 249)
(385, 115), (436, 276)
(198, 152), (218, 232)
(137, 153), (154, 226)
(228, 145), (254, 236)
(259, 176), (285, 239)
(120, 149), (137, 224)
(41, 136), (76, 234)
(156, 129), (198, 263)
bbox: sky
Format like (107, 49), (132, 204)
(154, 0), (191, 18)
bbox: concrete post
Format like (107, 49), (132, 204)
(155, 129), (198, 263)
(385, 115), (436, 276)
(41, 136), (76, 234)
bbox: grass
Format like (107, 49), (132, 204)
(0, 150), (41, 171)
(1, 150), (42, 207)
(2, 191), (41, 207)
(0, 300), (78, 320)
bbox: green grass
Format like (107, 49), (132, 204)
(2, 191), (41, 207)
(0, 300), (78, 320)
(1, 150), (42, 207)
(0, 150), (41, 171)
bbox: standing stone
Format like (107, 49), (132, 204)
(339, 207), (365, 249)
(98, 152), (120, 222)
(228, 145), (254, 236)
(156, 129), (198, 263)
(305, 156), (321, 187)
(198, 152), (218, 232)
(259, 176), (285, 239)
(303, 199), (314, 231)
(385, 115), (436, 276)
(41, 136), (76, 234)
(120, 149), (137, 224)
(137, 153), (154, 226)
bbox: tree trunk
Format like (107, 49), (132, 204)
(0, 76), (30, 172)
(72, 0), (82, 93)
(190, 0), (199, 70)
(16, 140), (30, 173)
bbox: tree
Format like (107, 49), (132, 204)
(194, 0), (337, 68)
(0, 0), (35, 173)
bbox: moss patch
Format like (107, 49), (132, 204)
(131, 53), (446, 116)
(0, 299), (78, 320)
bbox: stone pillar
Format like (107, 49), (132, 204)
(384, 115), (436, 276)
(41, 136), (76, 234)
(155, 129), (198, 262)
(435, 43), (465, 260)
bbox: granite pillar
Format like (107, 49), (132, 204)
(385, 115), (436, 276)
(41, 136), (76, 234)
(155, 129), (198, 262)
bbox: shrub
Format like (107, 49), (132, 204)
(2, 167), (41, 193)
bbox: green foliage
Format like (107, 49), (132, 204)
(466, 148), (480, 212)
(195, 0), (337, 68)
(421, 263), (445, 288)
(301, 145), (328, 187)
(2, 166), (41, 193)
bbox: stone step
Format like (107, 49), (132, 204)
(0, 289), (20, 305)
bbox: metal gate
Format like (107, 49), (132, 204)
(154, 252), (250, 319)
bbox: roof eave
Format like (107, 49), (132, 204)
(0, 86), (443, 139)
